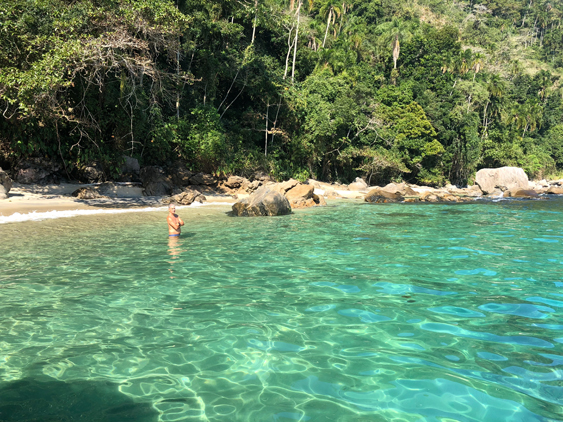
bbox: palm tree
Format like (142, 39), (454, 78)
(378, 18), (415, 71)
(471, 52), (485, 82)
(513, 100), (543, 138)
(482, 74), (506, 138)
(320, 0), (342, 48)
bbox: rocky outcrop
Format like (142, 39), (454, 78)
(382, 182), (418, 196)
(274, 179), (300, 194)
(365, 188), (403, 203)
(348, 177), (368, 191)
(189, 172), (217, 186)
(72, 187), (106, 199)
(232, 186), (291, 216)
(139, 166), (173, 196)
(163, 188), (206, 205)
(15, 158), (62, 184)
(475, 167), (528, 194)
(546, 186), (563, 195)
(224, 176), (246, 189)
(505, 189), (541, 199)
(284, 183), (326, 208)
(0, 167), (12, 199)
(80, 163), (104, 183)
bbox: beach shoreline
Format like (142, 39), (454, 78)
(0, 182), (238, 219)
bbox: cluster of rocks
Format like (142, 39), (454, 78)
(363, 167), (563, 204)
(230, 179), (327, 216)
(4, 159), (563, 221)
(0, 167), (12, 200)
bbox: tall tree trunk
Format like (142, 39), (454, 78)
(283, 24), (295, 79)
(322, 8), (332, 48)
(291, 1), (302, 83)
(290, 0), (295, 11)
(392, 35), (400, 69)
(251, 0), (258, 45)
(265, 100), (269, 156)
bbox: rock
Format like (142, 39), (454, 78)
(0, 167), (12, 199)
(348, 177), (368, 191)
(121, 156), (140, 174)
(365, 187), (403, 203)
(285, 183), (313, 200)
(285, 184), (314, 208)
(169, 165), (193, 187)
(163, 188), (206, 205)
(485, 189), (504, 198)
(276, 179), (300, 193)
(81, 163), (104, 183)
(246, 180), (262, 192)
(251, 171), (272, 183)
(475, 167), (529, 194)
(459, 185), (483, 197)
(189, 172), (217, 186)
(505, 189), (540, 199)
(546, 186), (563, 194)
(72, 187), (105, 199)
(307, 179), (321, 188)
(382, 182), (418, 196)
(139, 166), (173, 196)
(232, 186), (292, 216)
(550, 179), (563, 186)
(224, 176), (247, 189)
(313, 193), (327, 206)
(15, 158), (62, 184)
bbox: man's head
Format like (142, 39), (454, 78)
(168, 203), (176, 213)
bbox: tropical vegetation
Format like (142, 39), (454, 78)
(1, 0), (562, 186)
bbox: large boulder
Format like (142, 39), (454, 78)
(168, 165), (193, 187)
(189, 172), (217, 186)
(546, 186), (563, 195)
(0, 167), (12, 199)
(349, 177), (368, 191)
(224, 175), (247, 189)
(163, 188), (206, 205)
(139, 166), (173, 196)
(15, 158), (62, 184)
(382, 182), (418, 196)
(232, 186), (291, 216)
(275, 178), (300, 194)
(475, 167), (528, 194)
(285, 183), (316, 208)
(80, 162), (104, 183)
(365, 187), (403, 203)
(72, 187), (106, 199)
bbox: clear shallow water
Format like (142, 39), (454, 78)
(1, 199), (562, 422)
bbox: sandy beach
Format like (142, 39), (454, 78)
(0, 181), (366, 221)
(0, 182), (238, 219)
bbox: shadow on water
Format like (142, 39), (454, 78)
(0, 377), (158, 422)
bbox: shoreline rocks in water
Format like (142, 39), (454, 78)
(232, 186), (291, 216)
(475, 166), (529, 194)
(3, 162), (563, 220)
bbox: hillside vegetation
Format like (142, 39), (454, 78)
(1, 0), (562, 185)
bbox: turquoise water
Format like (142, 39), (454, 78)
(1, 199), (563, 421)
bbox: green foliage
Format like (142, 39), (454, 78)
(1, 0), (562, 185)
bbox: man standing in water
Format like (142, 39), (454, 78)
(167, 203), (184, 236)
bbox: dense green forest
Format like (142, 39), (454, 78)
(1, 0), (562, 186)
